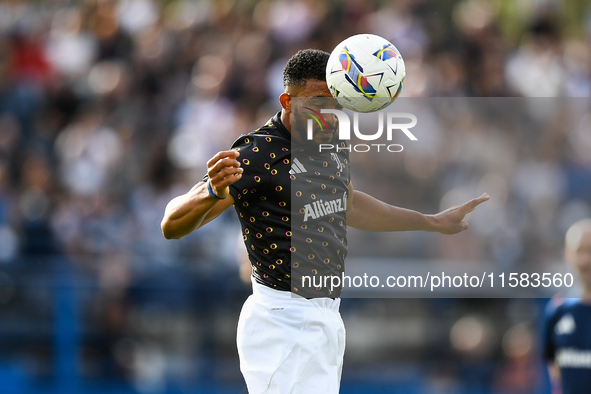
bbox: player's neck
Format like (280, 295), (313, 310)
(281, 110), (303, 143)
(281, 110), (292, 134)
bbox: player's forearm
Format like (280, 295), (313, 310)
(347, 191), (437, 232)
(161, 182), (218, 239)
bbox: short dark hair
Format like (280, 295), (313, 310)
(283, 49), (330, 89)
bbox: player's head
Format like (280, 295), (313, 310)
(279, 49), (339, 146)
(282, 49), (329, 94)
(565, 219), (591, 293)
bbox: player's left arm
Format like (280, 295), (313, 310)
(345, 182), (489, 234)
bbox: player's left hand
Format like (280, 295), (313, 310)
(431, 193), (490, 235)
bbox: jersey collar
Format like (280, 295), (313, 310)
(272, 111), (292, 141)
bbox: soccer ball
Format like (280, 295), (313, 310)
(326, 34), (405, 113)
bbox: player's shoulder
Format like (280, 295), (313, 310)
(545, 297), (581, 320)
(230, 113), (290, 151)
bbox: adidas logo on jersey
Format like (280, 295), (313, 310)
(289, 158), (307, 174)
(331, 153), (344, 172)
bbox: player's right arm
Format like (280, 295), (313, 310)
(161, 150), (242, 239)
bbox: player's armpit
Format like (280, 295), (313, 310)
(346, 181), (354, 212)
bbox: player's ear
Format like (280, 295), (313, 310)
(280, 93), (291, 114)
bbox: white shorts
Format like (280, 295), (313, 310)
(237, 279), (346, 394)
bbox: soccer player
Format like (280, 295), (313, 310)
(161, 49), (489, 393)
(543, 219), (591, 394)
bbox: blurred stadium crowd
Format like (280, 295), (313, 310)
(0, 0), (591, 393)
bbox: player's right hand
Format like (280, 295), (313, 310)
(206, 150), (243, 199)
